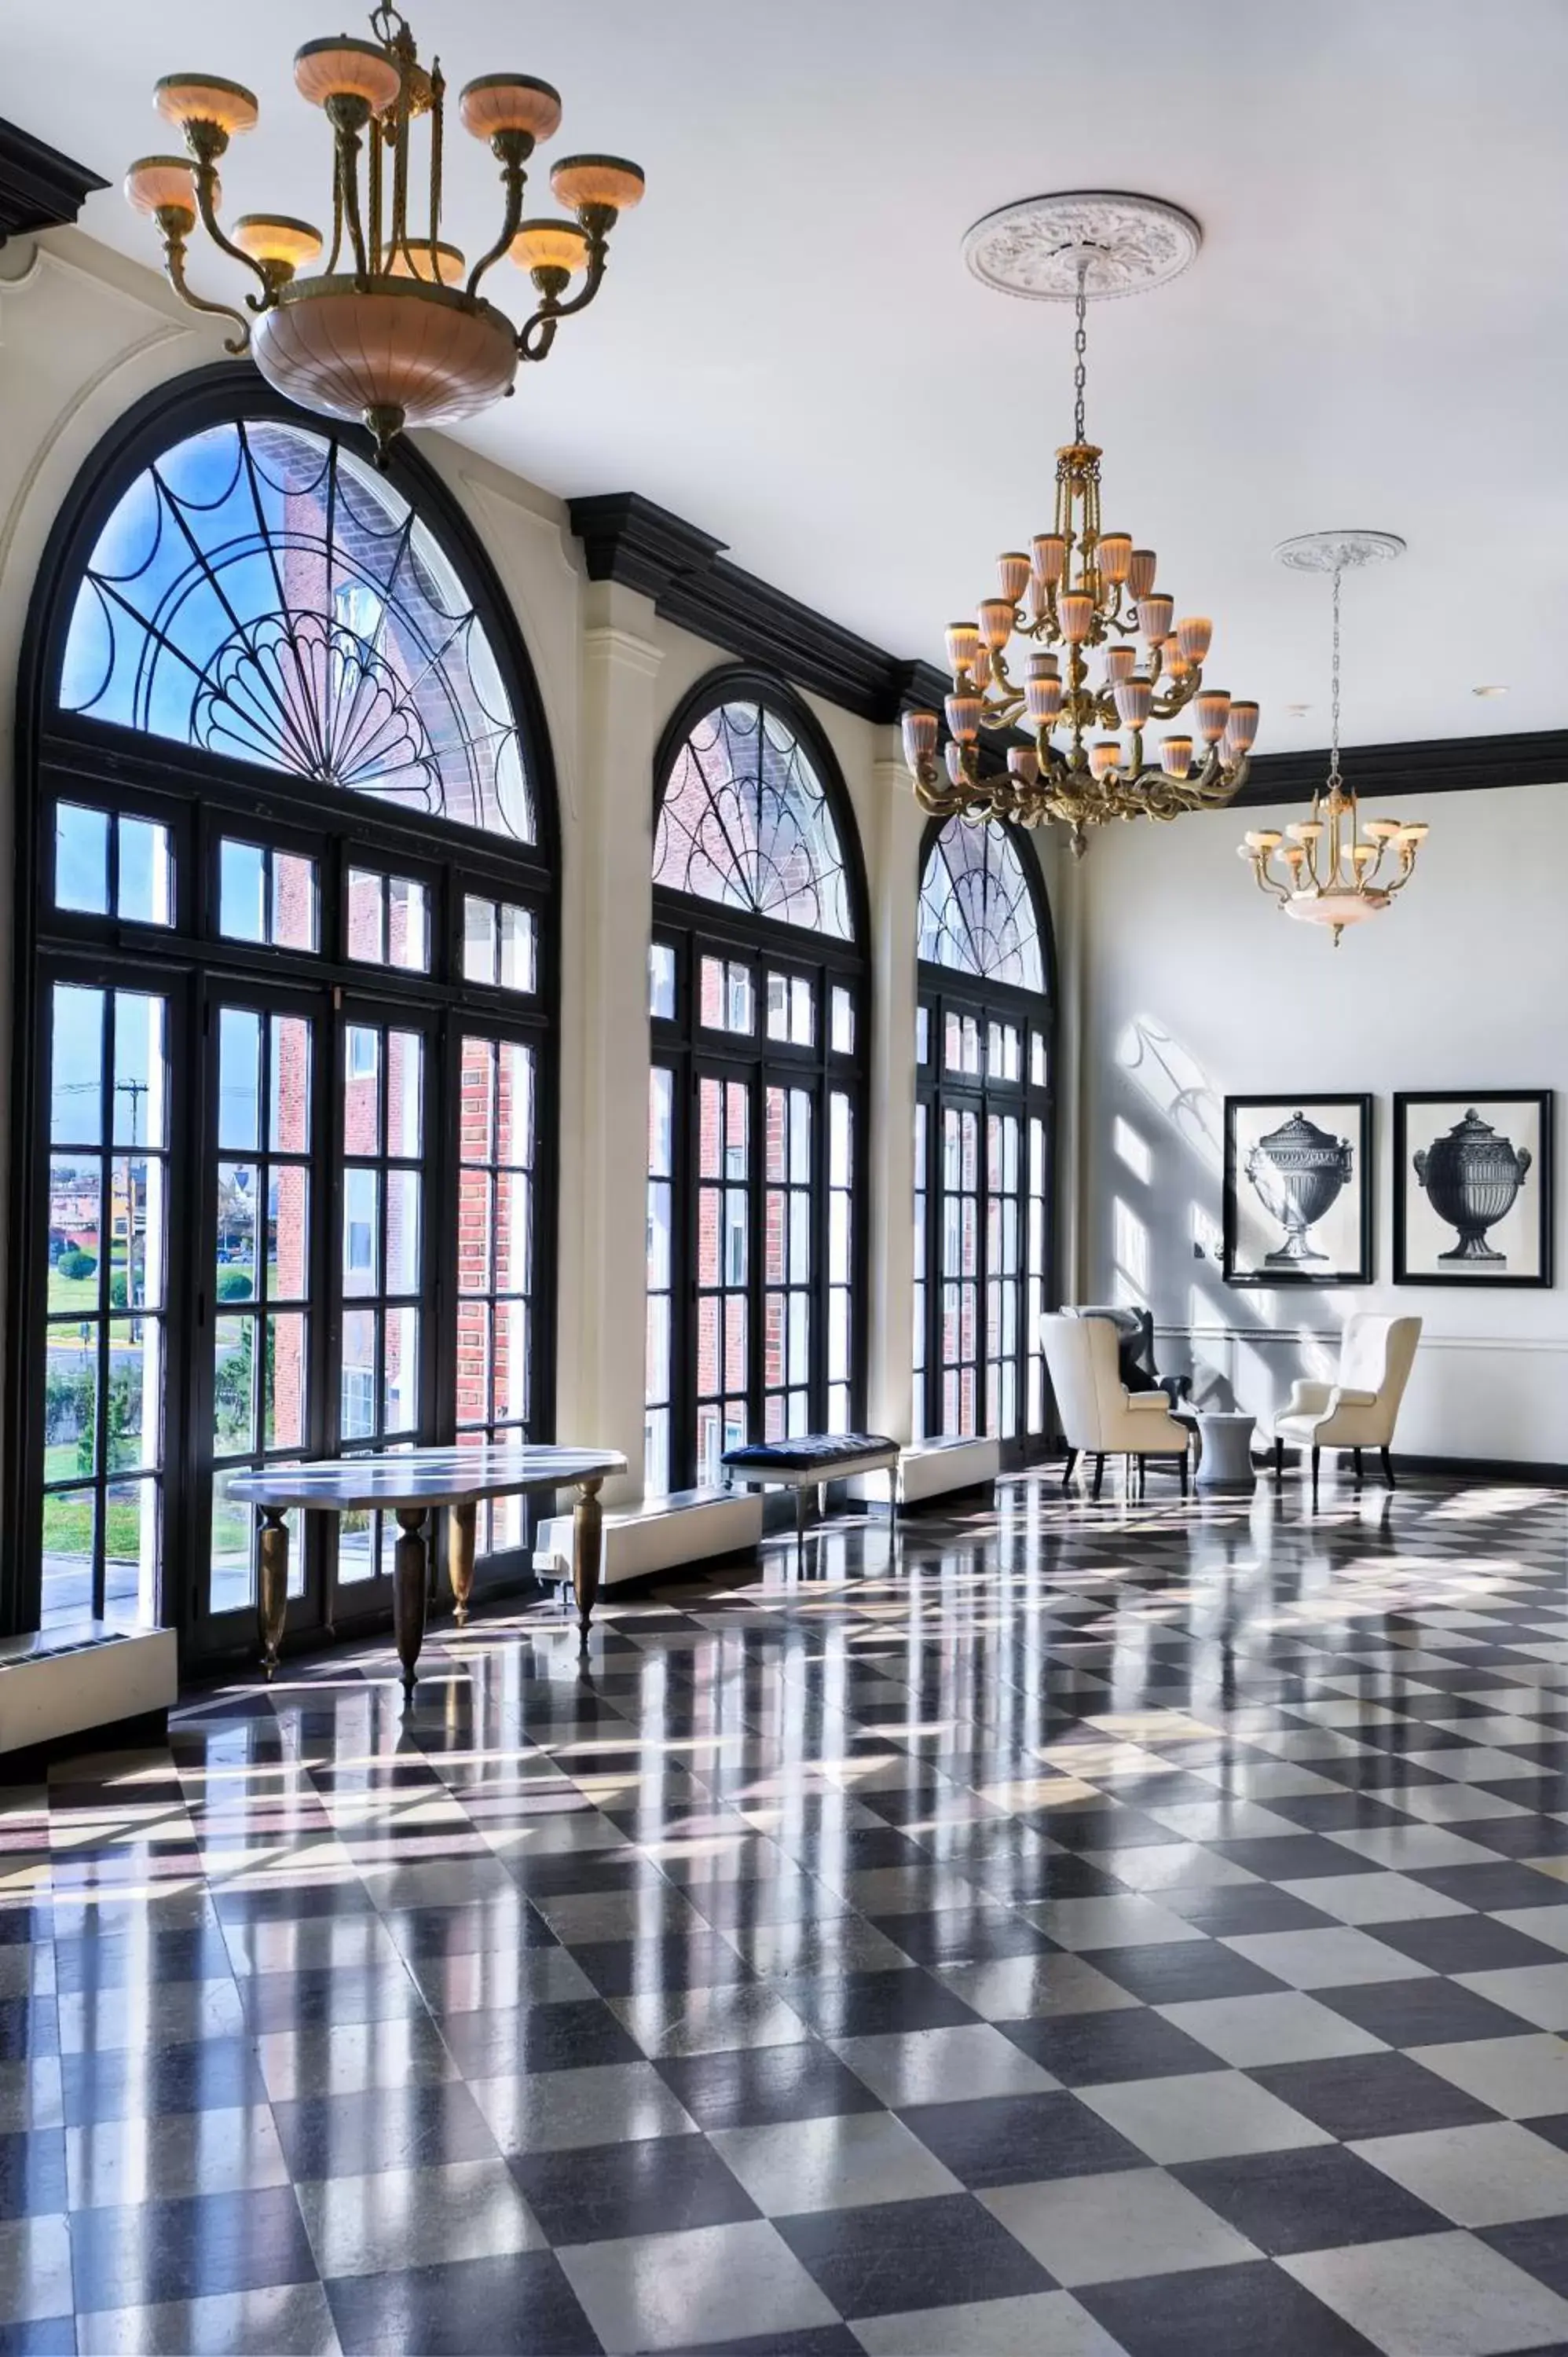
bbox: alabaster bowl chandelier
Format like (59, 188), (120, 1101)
(126, 2), (644, 460)
(1241, 531), (1427, 946)
(903, 192), (1258, 854)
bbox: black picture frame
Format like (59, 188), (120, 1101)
(1223, 1094), (1374, 1288)
(1394, 1091), (1554, 1288)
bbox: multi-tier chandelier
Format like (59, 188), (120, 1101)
(125, 3), (643, 461)
(902, 193), (1258, 854)
(1240, 532), (1427, 945)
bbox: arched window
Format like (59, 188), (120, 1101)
(647, 680), (868, 1494)
(10, 373), (557, 1662)
(914, 819), (1055, 1457)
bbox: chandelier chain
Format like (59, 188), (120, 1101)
(1072, 258), (1089, 444)
(1328, 564), (1343, 792)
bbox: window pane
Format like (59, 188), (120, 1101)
(497, 904), (534, 992)
(119, 818), (174, 926)
(463, 896), (498, 984)
(113, 995), (165, 1147)
(343, 1168), (379, 1294)
(218, 1008), (261, 1153)
(55, 804), (108, 915)
(389, 878), (430, 973)
(271, 852), (318, 952)
(385, 1170), (421, 1293)
(346, 867), (386, 962)
(213, 1316), (255, 1454)
(387, 1032), (423, 1157)
(52, 986), (104, 1145)
(766, 971), (789, 1041)
(343, 1028), (381, 1150)
(649, 942), (676, 1020)
(269, 1017), (312, 1155)
(217, 1164), (257, 1299)
(340, 1311), (376, 1441)
(649, 1066), (673, 1181)
(831, 987), (854, 1054)
(265, 1313), (308, 1450)
(219, 839), (267, 943)
(383, 1307), (419, 1433)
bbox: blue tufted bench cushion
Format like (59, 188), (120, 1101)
(722, 1434), (898, 1475)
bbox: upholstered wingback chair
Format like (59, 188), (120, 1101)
(1042, 1313), (1191, 1501)
(1272, 1313), (1423, 1505)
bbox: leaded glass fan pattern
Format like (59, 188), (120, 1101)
(58, 421), (532, 840)
(654, 702), (853, 939)
(918, 820), (1044, 992)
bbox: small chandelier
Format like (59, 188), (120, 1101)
(903, 192), (1258, 855)
(1241, 531), (1427, 945)
(124, 3), (644, 462)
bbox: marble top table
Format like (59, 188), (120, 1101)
(228, 1446), (627, 1694)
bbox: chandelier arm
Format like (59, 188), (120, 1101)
(156, 211), (253, 354)
(466, 131), (533, 297)
(535, 227), (611, 319)
(180, 134), (273, 306)
(517, 306), (561, 364)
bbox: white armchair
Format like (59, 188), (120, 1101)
(1272, 1313), (1423, 1505)
(1042, 1312), (1192, 1501)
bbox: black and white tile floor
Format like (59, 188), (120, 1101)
(5, 1472), (1568, 2353)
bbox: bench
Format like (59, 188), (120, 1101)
(533, 1486), (763, 1593)
(722, 1433), (900, 1568)
(848, 1434), (1001, 1510)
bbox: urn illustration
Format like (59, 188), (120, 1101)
(1247, 1109), (1354, 1266)
(1414, 1108), (1531, 1263)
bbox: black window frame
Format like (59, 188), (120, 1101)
(914, 816), (1058, 1468)
(648, 669), (871, 1493)
(9, 364), (560, 1664)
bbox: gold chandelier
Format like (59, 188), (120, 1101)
(903, 192), (1257, 855)
(1241, 531), (1427, 946)
(125, 3), (644, 462)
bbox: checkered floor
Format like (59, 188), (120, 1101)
(5, 1472), (1568, 2353)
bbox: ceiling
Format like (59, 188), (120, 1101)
(7, 0), (1568, 750)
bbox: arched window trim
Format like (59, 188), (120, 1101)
(914, 816), (1057, 1464)
(647, 667), (871, 1494)
(22, 365), (560, 883)
(8, 364), (561, 1656)
(650, 668), (871, 964)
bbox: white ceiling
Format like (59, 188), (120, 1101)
(8, 0), (1568, 750)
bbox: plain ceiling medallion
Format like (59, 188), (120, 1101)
(962, 190), (1202, 302)
(903, 189), (1255, 851)
(1241, 530), (1427, 944)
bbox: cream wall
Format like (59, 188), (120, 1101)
(1072, 786), (1568, 1465)
(0, 223), (1043, 1523)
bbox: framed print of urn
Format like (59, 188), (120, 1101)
(1394, 1093), (1554, 1287)
(1223, 1095), (1373, 1287)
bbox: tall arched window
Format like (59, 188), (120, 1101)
(10, 372), (557, 1663)
(914, 818), (1055, 1458)
(646, 680), (868, 1494)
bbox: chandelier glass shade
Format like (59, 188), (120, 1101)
(1241, 532), (1427, 946)
(125, 3), (643, 461)
(902, 194), (1258, 854)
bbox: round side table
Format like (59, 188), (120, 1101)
(1194, 1410), (1258, 1490)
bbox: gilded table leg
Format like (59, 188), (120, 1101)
(448, 1500), (477, 1629)
(571, 1479), (604, 1646)
(257, 1509), (288, 1680)
(393, 1508), (429, 1700)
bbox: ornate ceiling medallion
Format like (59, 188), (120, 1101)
(125, 3), (644, 461)
(1240, 530), (1428, 945)
(903, 190), (1257, 853)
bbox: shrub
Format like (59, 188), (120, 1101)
(56, 1248), (97, 1281)
(216, 1267), (255, 1301)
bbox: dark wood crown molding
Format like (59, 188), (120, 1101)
(0, 118), (108, 241)
(567, 491), (1568, 801)
(1236, 729), (1568, 805)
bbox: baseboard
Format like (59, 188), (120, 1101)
(1387, 1453), (1568, 1486)
(0, 1706), (170, 1783)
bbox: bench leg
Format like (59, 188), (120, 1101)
(573, 1479), (605, 1644)
(393, 1508), (429, 1700)
(447, 1501), (477, 1629)
(257, 1508), (288, 1679)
